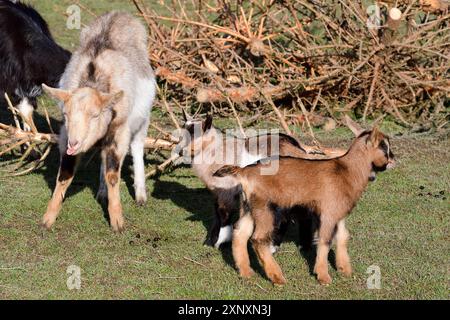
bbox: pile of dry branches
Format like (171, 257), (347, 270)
(1, 0), (449, 176)
(133, 0), (449, 132)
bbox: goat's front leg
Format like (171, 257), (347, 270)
(335, 219), (352, 277)
(210, 196), (234, 248)
(251, 207), (286, 285)
(17, 98), (36, 132)
(102, 146), (127, 232)
(42, 154), (80, 229)
(130, 120), (149, 206)
(314, 217), (336, 285)
(96, 162), (108, 202)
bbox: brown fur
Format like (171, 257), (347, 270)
(215, 127), (396, 285)
(179, 114), (317, 248)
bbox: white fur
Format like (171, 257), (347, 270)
(17, 98), (34, 131)
(128, 77), (156, 134)
(238, 148), (264, 168)
(270, 244), (280, 254)
(214, 225), (233, 248)
(129, 77), (156, 203)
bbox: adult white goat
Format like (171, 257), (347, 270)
(42, 11), (156, 232)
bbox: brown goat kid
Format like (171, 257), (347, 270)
(214, 126), (395, 285)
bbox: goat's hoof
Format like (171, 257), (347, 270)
(135, 197), (147, 207)
(110, 217), (125, 233)
(337, 265), (352, 277)
(269, 273), (287, 285)
(239, 268), (255, 279)
(135, 189), (147, 206)
(41, 221), (53, 231)
(41, 215), (56, 230)
(111, 225), (125, 233)
(317, 273), (332, 285)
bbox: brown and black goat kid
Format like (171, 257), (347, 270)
(214, 126), (395, 285)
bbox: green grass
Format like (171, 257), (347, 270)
(0, 1), (449, 300)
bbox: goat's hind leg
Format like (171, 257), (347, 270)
(42, 154), (80, 229)
(232, 213), (255, 279)
(335, 219), (352, 277)
(130, 120), (149, 206)
(210, 191), (236, 248)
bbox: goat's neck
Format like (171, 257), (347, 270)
(340, 141), (373, 194)
(191, 129), (221, 178)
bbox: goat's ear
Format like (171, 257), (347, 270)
(42, 84), (71, 102)
(344, 115), (364, 137)
(367, 126), (381, 146)
(182, 108), (193, 123)
(100, 91), (124, 110)
(203, 114), (213, 131)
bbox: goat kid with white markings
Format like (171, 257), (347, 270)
(178, 112), (318, 251)
(42, 12), (156, 232)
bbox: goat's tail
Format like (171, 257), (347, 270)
(213, 165), (242, 177)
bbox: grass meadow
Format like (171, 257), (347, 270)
(0, 0), (448, 299)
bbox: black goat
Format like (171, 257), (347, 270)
(0, 0), (70, 129)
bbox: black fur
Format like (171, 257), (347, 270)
(0, 0), (71, 106)
(106, 150), (120, 173)
(58, 154), (77, 182)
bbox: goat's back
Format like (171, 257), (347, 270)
(237, 156), (356, 213)
(79, 11), (151, 77)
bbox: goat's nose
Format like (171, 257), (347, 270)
(387, 158), (396, 170)
(68, 139), (80, 148)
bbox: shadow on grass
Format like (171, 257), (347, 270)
(35, 148), (163, 226)
(150, 178), (328, 281)
(151, 178), (214, 235)
(0, 99), (163, 226)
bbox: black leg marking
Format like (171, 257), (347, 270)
(106, 150), (120, 186)
(58, 155), (76, 182)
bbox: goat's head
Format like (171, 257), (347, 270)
(362, 127), (396, 173)
(42, 84), (123, 155)
(176, 110), (214, 159)
(344, 115), (395, 180)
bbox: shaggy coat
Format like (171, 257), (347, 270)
(42, 12), (156, 232)
(0, 0), (70, 128)
(214, 126), (395, 285)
